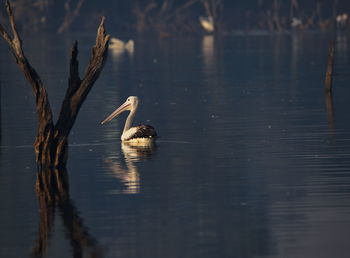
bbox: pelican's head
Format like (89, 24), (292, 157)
(101, 96), (139, 124)
(126, 96), (139, 109)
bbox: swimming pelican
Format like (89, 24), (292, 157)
(199, 16), (215, 33)
(101, 96), (157, 143)
(109, 37), (134, 55)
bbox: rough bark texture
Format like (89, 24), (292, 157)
(0, 1), (54, 164)
(54, 19), (110, 166)
(0, 0), (110, 168)
(1, 2), (108, 255)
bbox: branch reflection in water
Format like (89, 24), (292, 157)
(325, 91), (335, 132)
(105, 142), (156, 195)
(31, 167), (103, 258)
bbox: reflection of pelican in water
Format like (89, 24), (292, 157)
(202, 35), (214, 70)
(106, 142), (156, 194)
(101, 96), (157, 145)
(122, 141), (155, 161)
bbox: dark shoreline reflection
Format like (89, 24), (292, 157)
(31, 167), (103, 258)
(105, 142), (156, 194)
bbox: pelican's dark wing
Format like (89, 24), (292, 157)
(128, 125), (157, 140)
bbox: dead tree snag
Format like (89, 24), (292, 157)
(0, 0), (110, 168)
(324, 40), (335, 92)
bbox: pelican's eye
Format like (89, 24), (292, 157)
(127, 98), (130, 101)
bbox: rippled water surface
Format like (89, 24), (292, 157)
(1, 32), (350, 258)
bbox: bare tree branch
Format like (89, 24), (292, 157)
(0, 1), (110, 167)
(0, 0), (54, 163)
(133, 0), (157, 33)
(58, 0), (85, 34)
(55, 17), (109, 137)
(54, 17), (110, 166)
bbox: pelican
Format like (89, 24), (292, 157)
(101, 96), (157, 144)
(199, 16), (215, 33)
(109, 37), (134, 55)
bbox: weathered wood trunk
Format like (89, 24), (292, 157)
(1, 2), (109, 255)
(324, 40), (335, 92)
(0, 0), (110, 168)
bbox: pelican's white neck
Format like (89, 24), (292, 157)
(122, 104), (138, 139)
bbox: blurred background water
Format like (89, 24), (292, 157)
(0, 31), (350, 258)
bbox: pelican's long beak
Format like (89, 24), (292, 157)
(101, 101), (131, 124)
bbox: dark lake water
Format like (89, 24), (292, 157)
(1, 31), (350, 258)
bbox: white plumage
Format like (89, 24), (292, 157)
(199, 16), (215, 33)
(101, 96), (157, 144)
